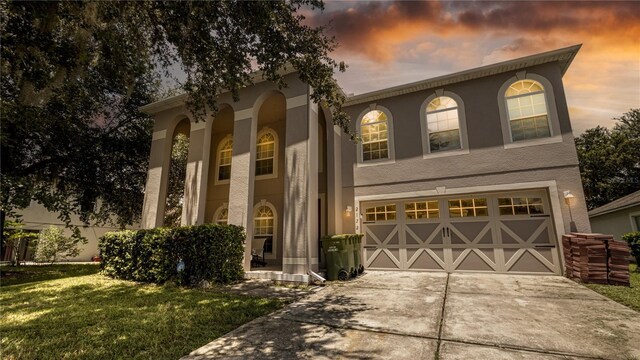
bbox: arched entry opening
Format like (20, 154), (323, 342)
(205, 104), (234, 222)
(164, 118), (190, 227)
(252, 92), (286, 265)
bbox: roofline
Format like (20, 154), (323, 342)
(588, 202), (640, 218)
(139, 64), (299, 115)
(140, 44), (581, 115)
(344, 44), (581, 107)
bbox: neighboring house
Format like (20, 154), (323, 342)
(139, 45), (590, 283)
(589, 190), (640, 241)
(2, 201), (129, 262)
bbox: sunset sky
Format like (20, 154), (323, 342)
(307, 1), (640, 134)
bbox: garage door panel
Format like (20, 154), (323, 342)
(365, 224), (398, 245)
(361, 189), (561, 275)
(450, 221), (492, 244)
(452, 249), (497, 272)
(501, 219), (546, 242)
(367, 248), (401, 269)
(405, 223), (441, 245)
(407, 249), (445, 270)
(507, 250), (555, 273)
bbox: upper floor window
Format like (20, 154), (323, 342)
(216, 135), (233, 182)
(361, 110), (389, 161)
(504, 79), (550, 142)
(426, 96), (462, 152)
(256, 128), (277, 178)
(420, 91), (469, 158)
(357, 106), (395, 165)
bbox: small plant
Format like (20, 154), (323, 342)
(34, 225), (81, 264)
(622, 231), (640, 271)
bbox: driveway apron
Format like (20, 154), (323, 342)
(183, 272), (640, 360)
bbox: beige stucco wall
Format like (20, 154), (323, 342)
(16, 201), (134, 261)
(590, 205), (640, 241)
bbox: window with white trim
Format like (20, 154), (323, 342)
(405, 201), (440, 219)
(254, 205), (274, 253)
(364, 204), (396, 222)
(505, 80), (551, 142)
(360, 110), (389, 162)
(256, 130), (276, 177)
(426, 96), (462, 152)
(497, 197), (544, 215)
(448, 198), (488, 217)
(217, 136), (233, 181)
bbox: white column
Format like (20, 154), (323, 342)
(181, 121), (206, 226)
(227, 109), (257, 272)
(282, 92), (318, 274)
(195, 119), (213, 225)
(141, 128), (171, 229)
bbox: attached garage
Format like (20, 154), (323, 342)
(360, 190), (561, 275)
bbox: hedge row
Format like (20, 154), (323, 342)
(99, 224), (245, 285)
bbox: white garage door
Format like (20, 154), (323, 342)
(361, 190), (561, 274)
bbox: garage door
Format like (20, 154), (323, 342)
(361, 190), (561, 274)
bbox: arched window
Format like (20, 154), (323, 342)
(215, 207), (228, 225)
(256, 129), (277, 177)
(216, 135), (233, 182)
(254, 204), (275, 255)
(504, 80), (550, 142)
(425, 96), (462, 152)
(360, 109), (392, 162)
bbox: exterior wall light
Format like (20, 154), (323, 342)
(563, 191), (577, 232)
(345, 205), (353, 217)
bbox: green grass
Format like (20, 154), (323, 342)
(1, 264), (100, 286)
(586, 264), (640, 312)
(0, 267), (283, 360)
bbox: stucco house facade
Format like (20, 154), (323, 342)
(139, 45), (590, 282)
(589, 190), (640, 241)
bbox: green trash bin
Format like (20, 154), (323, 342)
(353, 234), (364, 275)
(344, 235), (357, 278)
(321, 236), (352, 281)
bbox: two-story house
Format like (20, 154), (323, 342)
(139, 44), (590, 283)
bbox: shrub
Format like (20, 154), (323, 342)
(34, 225), (81, 264)
(99, 224), (245, 285)
(622, 231), (640, 269)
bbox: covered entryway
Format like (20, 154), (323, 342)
(361, 190), (561, 274)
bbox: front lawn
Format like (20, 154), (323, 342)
(586, 264), (639, 312)
(0, 266), (283, 359)
(1, 264), (100, 286)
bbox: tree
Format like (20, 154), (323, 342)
(34, 225), (81, 264)
(575, 109), (640, 209)
(163, 133), (190, 228)
(1, 1), (348, 235)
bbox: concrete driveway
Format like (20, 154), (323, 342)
(183, 272), (640, 359)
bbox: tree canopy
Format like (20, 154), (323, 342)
(575, 109), (640, 209)
(1, 1), (348, 231)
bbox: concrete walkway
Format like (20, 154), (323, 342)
(182, 272), (640, 359)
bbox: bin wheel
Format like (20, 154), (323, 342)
(358, 265), (365, 274)
(338, 269), (349, 281)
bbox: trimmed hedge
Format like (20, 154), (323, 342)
(99, 224), (245, 285)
